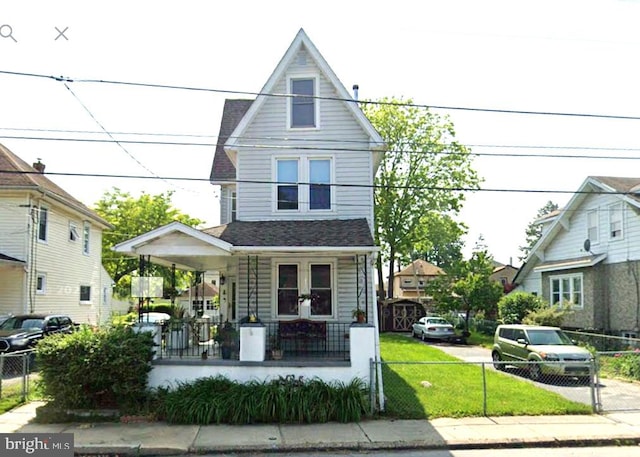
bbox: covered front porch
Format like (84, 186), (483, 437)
(114, 221), (381, 388)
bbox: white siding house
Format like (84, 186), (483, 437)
(0, 144), (119, 324)
(514, 176), (640, 337)
(114, 29), (386, 393)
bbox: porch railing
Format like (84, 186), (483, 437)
(155, 319), (350, 361)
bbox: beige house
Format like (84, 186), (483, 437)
(514, 176), (640, 337)
(491, 262), (518, 293)
(0, 144), (120, 324)
(390, 259), (444, 304)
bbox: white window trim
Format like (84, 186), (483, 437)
(36, 273), (46, 295)
(272, 155), (335, 213)
(286, 74), (320, 130)
(83, 221), (91, 255)
(608, 202), (624, 240)
(229, 190), (237, 222)
(37, 206), (48, 243)
(549, 273), (583, 309)
(272, 258), (337, 320)
(586, 208), (599, 245)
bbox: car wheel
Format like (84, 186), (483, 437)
(492, 352), (504, 371)
(529, 362), (542, 381)
(420, 331), (426, 341)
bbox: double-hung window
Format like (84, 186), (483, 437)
(275, 157), (332, 211)
(586, 209), (599, 244)
(309, 159), (331, 210)
(277, 159), (299, 210)
(38, 207), (48, 242)
(609, 202), (623, 239)
(290, 78), (316, 128)
(277, 264), (299, 315)
(80, 285), (91, 303)
(550, 274), (583, 308)
(276, 261), (334, 318)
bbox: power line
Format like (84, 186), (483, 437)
(2, 168), (639, 196)
(2, 134), (640, 161)
(3, 69), (640, 121)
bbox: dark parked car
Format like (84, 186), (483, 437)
(0, 314), (75, 353)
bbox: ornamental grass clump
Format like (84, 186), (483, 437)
(158, 375), (369, 424)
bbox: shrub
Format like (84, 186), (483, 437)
(602, 351), (640, 381)
(522, 303), (573, 327)
(36, 326), (154, 411)
(497, 292), (546, 324)
(158, 375), (369, 424)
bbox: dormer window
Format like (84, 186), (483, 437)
(290, 77), (316, 128)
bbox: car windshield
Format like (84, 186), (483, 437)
(426, 318), (449, 325)
(526, 329), (574, 345)
(0, 317), (46, 331)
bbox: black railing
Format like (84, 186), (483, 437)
(156, 319), (351, 361)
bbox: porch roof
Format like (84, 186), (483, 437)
(203, 218), (375, 248)
(533, 253), (607, 273)
(114, 219), (377, 271)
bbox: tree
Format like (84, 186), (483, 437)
(519, 200), (559, 262)
(429, 250), (503, 335)
(409, 213), (465, 270)
(363, 97), (480, 298)
(94, 188), (203, 298)
(497, 291), (546, 324)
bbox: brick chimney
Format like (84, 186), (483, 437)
(33, 159), (45, 173)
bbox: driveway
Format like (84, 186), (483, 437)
(416, 336), (640, 412)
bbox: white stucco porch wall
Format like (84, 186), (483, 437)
(148, 324), (376, 388)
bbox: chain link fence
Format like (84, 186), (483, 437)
(372, 359), (599, 417)
(0, 350), (37, 401)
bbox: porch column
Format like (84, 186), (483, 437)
(349, 323), (375, 383)
(240, 323), (266, 362)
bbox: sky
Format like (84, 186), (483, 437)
(2, 0), (640, 267)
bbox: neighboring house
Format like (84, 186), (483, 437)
(514, 176), (640, 338)
(0, 144), (120, 324)
(390, 259), (444, 304)
(177, 275), (219, 318)
(491, 261), (518, 293)
(114, 29), (386, 392)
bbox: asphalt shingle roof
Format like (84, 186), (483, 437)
(0, 144), (111, 227)
(209, 99), (254, 182)
(202, 219), (374, 247)
(591, 176), (640, 204)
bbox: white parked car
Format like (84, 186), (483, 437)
(411, 316), (455, 341)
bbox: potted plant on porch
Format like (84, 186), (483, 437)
(352, 308), (366, 324)
(214, 321), (238, 359)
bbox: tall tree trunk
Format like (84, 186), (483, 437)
(387, 248), (396, 298)
(376, 255), (385, 300)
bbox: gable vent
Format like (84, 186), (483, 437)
(296, 52), (307, 66)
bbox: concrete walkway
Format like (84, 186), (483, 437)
(1, 402), (640, 454)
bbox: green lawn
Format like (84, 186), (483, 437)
(379, 333), (592, 419)
(0, 377), (43, 415)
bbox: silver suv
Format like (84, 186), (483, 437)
(491, 324), (592, 382)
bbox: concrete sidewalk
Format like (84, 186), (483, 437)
(1, 402), (639, 454)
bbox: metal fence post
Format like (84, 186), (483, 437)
(21, 353), (27, 401)
(369, 358), (376, 415)
(481, 362), (487, 416)
(592, 355), (602, 413)
(0, 354), (3, 398)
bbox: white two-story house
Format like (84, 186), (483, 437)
(0, 144), (117, 324)
(514, 176), (640, 338)
(114, 29), (386, 391)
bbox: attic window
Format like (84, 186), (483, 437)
(290, 78), (316, 128)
